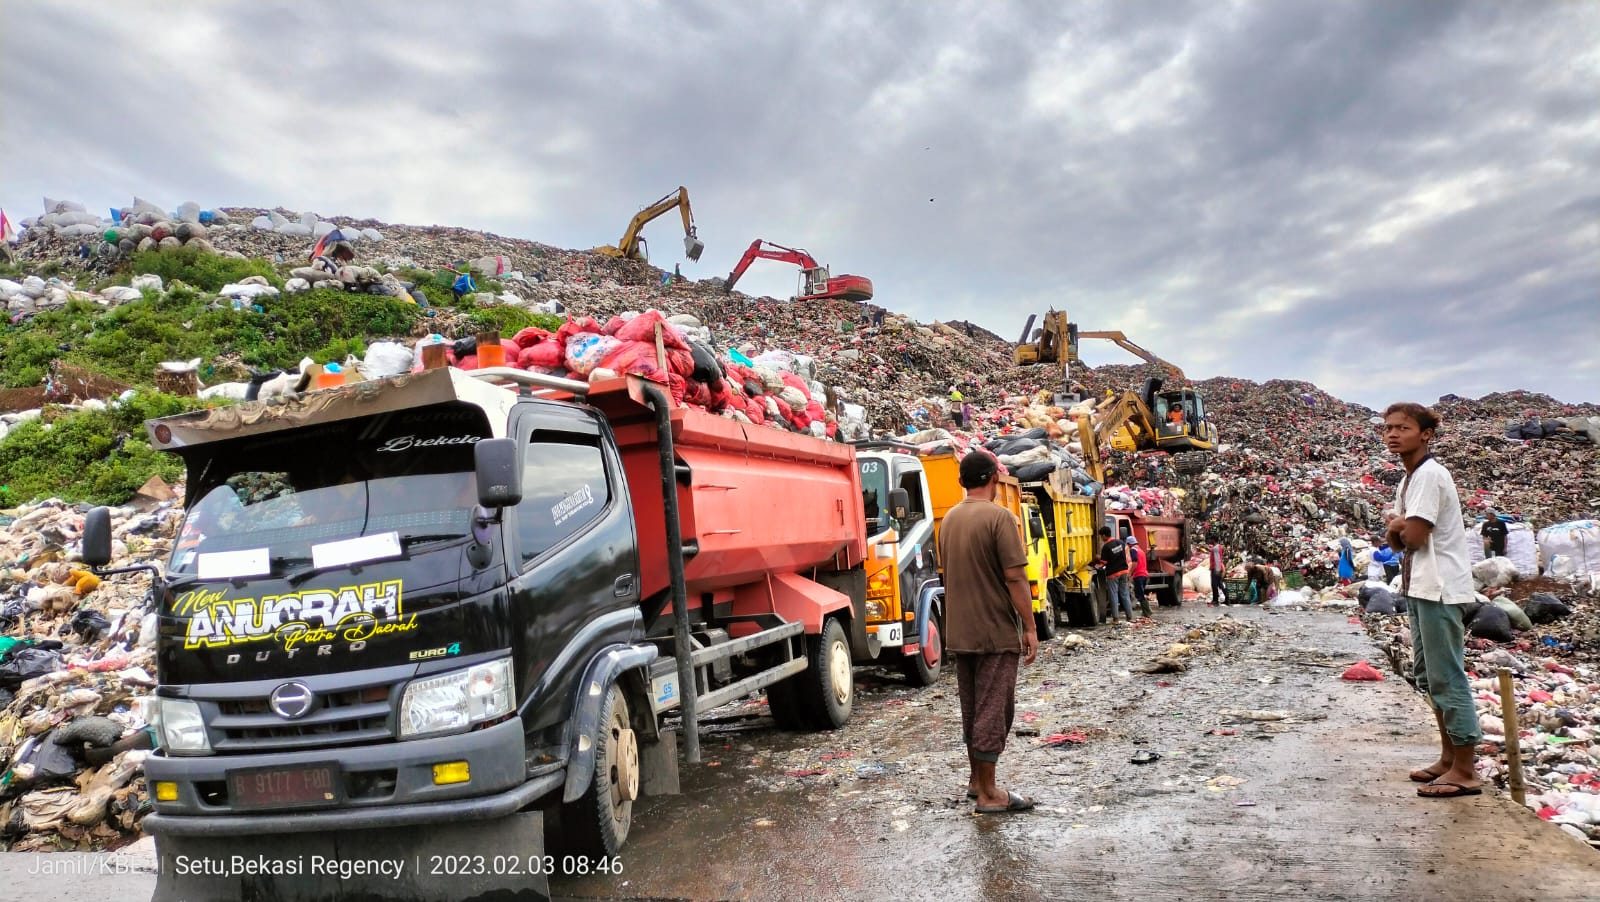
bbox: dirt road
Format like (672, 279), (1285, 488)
(550, 605), (1598, 902)
(1, 606), (1594, 901)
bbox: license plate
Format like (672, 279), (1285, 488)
(229, 763), (341, 809)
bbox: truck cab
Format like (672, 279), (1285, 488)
(855, 445), (943, 685)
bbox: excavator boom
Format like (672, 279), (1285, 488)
(595, 186), (705, 262)
(1076, 330), (1185, 381)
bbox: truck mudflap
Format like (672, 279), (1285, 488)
(561, 643), (658, 803)
(147, 807), (554, 902)
(912, 583), (944, 653)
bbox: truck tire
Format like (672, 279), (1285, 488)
(1034, 591), (1058, 641)
(900, 609), (943, 687)
(1049, 580), (1069, 628)
(1157, 580), (1181, 608)
(801, 617), (854, 729)
(766, 674), (807, 730)
(560, 684), (637, 858)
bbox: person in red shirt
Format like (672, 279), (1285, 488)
(1127, 536), (1151, 617)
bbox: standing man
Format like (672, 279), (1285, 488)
(1480, 510), (1509, 559)
(1097, 527), (1133, 623)
(1208, 540), (1226, 606)
(939, 451), (1038, 814)
(1382, 402), (1481, 799)
(1127, 536), (1151, 617)
(949, 385), (966, 429)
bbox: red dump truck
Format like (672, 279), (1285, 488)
(81, 368), (869, 901)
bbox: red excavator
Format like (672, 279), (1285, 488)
(723, 239), (873, 302)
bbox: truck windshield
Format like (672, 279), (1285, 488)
(168, 402), (491, 577)
(858, 458), (891, 534)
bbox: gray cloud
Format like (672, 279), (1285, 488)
(3, 0), (1595, 407)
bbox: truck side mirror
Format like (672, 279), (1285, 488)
(889, 488), (910, 520)
(474, 438), (522, 508)
(82, 507), (113, 569)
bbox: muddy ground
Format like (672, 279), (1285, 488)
(550, 605), (1599, 902)
(0, 605), (1594, 901)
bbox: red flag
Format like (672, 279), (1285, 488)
(0, 209), (14, 243)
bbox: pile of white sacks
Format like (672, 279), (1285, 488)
(249, 210), (383, 242)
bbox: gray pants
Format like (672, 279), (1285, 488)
(1104, 574), (1134, 621)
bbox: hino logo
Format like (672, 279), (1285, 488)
(269, 681), (316, 719)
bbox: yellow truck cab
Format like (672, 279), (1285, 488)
(1020, 502), (1056, 638)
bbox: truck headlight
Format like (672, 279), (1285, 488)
(157, 698), (211, 755)
(399, 658), (514, 739)
(865, 600), (887, 621)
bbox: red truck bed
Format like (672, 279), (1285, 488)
(585, 377), (867, 606)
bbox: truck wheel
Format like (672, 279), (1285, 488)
(802, 617), (854, 729)
(900, 609), (942, 687)
(1156, 580), (1181, 608)
(1034, 594), (1058, 641)
(1049, 581), (1069, 628)
(561, 684), (637, 858)
(766, 674), (807, 730)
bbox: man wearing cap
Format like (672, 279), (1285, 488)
(1127, 535), (1151, 617)
(939, 451), (1038, 814)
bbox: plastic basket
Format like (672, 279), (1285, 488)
(1224, 578), (1250, 599)
(1283, 570), (1305, 589)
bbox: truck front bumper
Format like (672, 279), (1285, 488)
(143, 716), (561, 836)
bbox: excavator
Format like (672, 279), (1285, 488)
(1013, 311), (1215, 476)
(1015, 310), (1186, 382)
(1071, 378), (1218, 479)
(722, 239), (873, 302)
(594, 186), (705, 263)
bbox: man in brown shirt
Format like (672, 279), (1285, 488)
(939, 451), (1039, 814)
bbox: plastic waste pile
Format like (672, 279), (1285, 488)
(0, 495), (178, 850)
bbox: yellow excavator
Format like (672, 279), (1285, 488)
(594, 186), (705, 263)
(1015, 310), (1186, 382)
(1071, 378), (1217, 479)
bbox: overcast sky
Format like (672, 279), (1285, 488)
(3, 1), (1596, 408)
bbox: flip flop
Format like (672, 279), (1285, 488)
(1418, 780), (1482, 798)
(1409, 767), (1446, 783)
(974, 790), (1037, 814)
(966, 790), (978, 799)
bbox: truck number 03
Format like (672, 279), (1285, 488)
(878, 623), (903, 644)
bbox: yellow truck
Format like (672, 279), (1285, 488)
(1020, 470), (1105, 630)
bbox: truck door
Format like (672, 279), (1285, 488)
(504, 405), (641, 740)
(889, 459), (938, 647)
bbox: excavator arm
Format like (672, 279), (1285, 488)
(724, 240), (820, 292)
(595, 186), (705, 262)
(1070, 391), (1160, 485)
(1077, 331), (1185, 381)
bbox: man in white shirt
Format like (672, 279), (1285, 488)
(1382, 402), (1481, 799)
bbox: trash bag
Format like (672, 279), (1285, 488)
(518, 342), (564, 369)
(688, 341), (725, 389)
(1013, 461), (1060, 482)
(68, 609), (111, 642)
(1341, 662), (1385, 681)
(1524, 593), (1573, 624)
(1393, 594), (1408, 614)
(1492, 598), (1533, 631)
(11, 730), (79, 786)
(1365, 591), (1397, 615)
(616, 311), (688, 349)
(0, 646), (64, 690)
(1459, 600), (1485, 624)
(565, 333), (620, 376)
(53, 715), (123, 750)
(1467, 604), (1515, 642)
(360, 341), (414, 380)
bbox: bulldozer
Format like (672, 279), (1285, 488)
(594, 185), (705, 263)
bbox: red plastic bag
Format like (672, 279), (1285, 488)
(617, 311), (688, 349)
(1341, 661), (1384, 681)
(518, 343), (563, 369)
(512, 327), (553, 349)
(557, 316), (601, 343)
(666, 348), (695, 379)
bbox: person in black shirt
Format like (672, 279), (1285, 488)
(1480, 511), (1509, 559)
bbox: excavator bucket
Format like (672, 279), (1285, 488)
(1173, 451), (1210, 475)
(148, 811), (551, 901)
(684, 235), (705, 262)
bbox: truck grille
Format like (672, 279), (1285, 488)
(208, 684), (394, 751)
